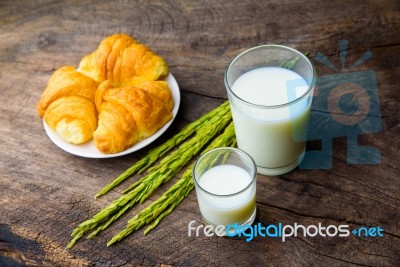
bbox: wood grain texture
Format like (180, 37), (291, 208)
(0, 0), (399, 266)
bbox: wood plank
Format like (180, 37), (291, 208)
(0, 0), (399, 266)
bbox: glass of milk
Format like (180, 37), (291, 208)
(192, 147), (257, 231)
(225, 45), (316, 175)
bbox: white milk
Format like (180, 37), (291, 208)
(230, 67), (311, 175)
(196, 164), (256, 226)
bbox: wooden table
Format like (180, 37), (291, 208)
(1, 1), (399, 266)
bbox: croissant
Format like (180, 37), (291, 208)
(93, 80), (173, 154)
(37, 66), (99, 144)
(78, 34), (169, 83)
(121, 77), (174, 111)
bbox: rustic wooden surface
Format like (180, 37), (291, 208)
(1, 0), (399, 266)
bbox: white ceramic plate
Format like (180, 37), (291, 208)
(43, 73), (180, 158)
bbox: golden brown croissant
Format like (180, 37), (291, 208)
(37, 66), (99, 144)
(93, 80), (173, 154)
(121, 77), (174, 111)
(78, 34), (169, 83)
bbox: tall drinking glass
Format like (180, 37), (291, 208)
(225, 45), (316, 175)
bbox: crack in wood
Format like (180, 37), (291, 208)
(296, 236), (375, 267)
(324, 168), (400, 203)
(277, 172), (400, 212)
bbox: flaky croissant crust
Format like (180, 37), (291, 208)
(79, 34), (169, 83)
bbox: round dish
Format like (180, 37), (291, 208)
(43, 73), (180, 158)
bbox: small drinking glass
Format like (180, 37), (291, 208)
(192, 147), (257, 231)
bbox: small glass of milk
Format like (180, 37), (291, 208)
(225, 45), (317, 175)
(192, 147), (257, 232)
